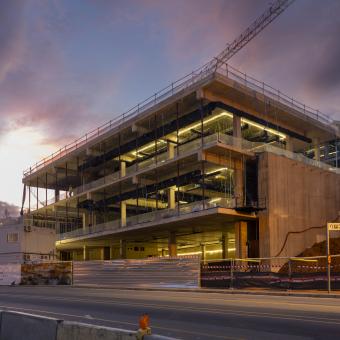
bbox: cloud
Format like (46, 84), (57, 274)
(0, 0), (121, 146)
(0, 0), (26, 82)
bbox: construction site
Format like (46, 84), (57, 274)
(12, 0), (340, 284)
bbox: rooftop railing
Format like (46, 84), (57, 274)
(23, 60), (334, 178)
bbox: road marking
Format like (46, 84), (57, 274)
(2, 289), (340, 313)
(1, 288), (338, 311)
(1, 293), (340, 328)
(0, 304), (240, 340)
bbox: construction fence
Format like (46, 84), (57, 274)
(201, 255), (340, 291)
(2, 255), (340, 291)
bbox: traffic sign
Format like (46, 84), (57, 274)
(327, 223), (340, 231)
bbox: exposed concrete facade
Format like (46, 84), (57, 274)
(258, 152), (340, 258)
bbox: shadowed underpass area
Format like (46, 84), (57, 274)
(0, 286), (340, 339)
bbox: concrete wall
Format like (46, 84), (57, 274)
(258, 152), (340, 258)
(21, 226), (56, 258)
(0, 223), (56, 263)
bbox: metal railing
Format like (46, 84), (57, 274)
(57, 197), (235, 241)
(23, 60), (334, 178)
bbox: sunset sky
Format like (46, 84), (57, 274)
(0, 0), (340, 209)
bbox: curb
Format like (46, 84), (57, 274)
(70, 285), (340, 299)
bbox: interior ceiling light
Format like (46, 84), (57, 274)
(178, 111), (232, 136)
(241, 117), (286, 139)
(206, 167), (228, 175)
(131, 140), (167, 157)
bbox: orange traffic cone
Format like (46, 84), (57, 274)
(137, 314), (151, 339)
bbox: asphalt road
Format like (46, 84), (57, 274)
(0, 287), (340, 339)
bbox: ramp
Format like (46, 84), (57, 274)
(73, 256), (200, 288)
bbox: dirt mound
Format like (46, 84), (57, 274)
(279, 237), (340, 273)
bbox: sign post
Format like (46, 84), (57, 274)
(326, 223), (340, 293)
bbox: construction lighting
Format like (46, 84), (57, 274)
(237, 258), (260, 262)
(178, 111), (233, 136)
(241, 117), (286, 140)
(178, 249), (224, 256)
(289, 258), (318, 262)
(206, 167), (228, 175)
(131, 140), (167, 157)
(209, 197), (224, 203)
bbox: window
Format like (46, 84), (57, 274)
(7, 233), (18, 243)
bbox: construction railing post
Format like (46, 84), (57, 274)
(288, 259), (292, 291)
(230, 259), (234, 290)
(326, 223), (331, 293)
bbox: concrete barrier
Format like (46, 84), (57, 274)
(56, 321), (136, 340)
(0, 311), (60, 340)
(0, 310), (178, 339)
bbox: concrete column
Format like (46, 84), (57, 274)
(234, 159), (244, 206)
(168, 231), (177, 257)
(120, 240), (127, 259)
(233, 115), (242, 148)
(82, 212), (90, 229)
(120, 161), (126, 177)
(109, 246), (114, 260)
(83, 245), (88, 261)
(167, 187), (176, 209)
(285, 135), (294, 152)
(120, 201), (126, 227)
(313, 138), (320, 161)
(235, 221), (248, 259)
(167, 142), (175, 159)
(100, 248), (105, 260)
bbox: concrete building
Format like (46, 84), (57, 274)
(0, 217), (56, 263)
(22, 64), (340, 261)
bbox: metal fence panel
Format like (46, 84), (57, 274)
(73, 256), (200, 288)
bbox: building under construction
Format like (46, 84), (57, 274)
(22, 61), (340, 262)
(21, 0), (340, 263)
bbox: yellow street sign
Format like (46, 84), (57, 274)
(327, 223), (340, 231)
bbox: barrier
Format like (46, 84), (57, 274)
(0, 311), (60, 340)
(56, 321), (136, 340)
(73, 257), (200, 288)
(20, 262), (72, 285)
(0, 264), (21, 286)
(0, 310), (177, 340)
(201, 255), (340, 290)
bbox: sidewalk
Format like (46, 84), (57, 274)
(73, 285), (340, 299)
